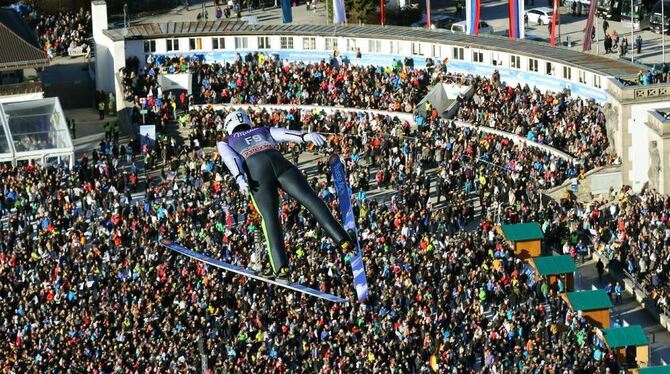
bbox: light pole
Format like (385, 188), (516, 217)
(663, 0), (666, 63)
(596, 15), (599, 54)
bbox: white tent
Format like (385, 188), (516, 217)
(0, 97), (74, 167)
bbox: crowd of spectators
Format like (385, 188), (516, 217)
(121, 53), (436, 113)
(27, 9), (92, 58)
(0, 114), (623, 372)
(585, 186), (670, 314)
(456, 76), (615, 170)
(0, 53), (652, 371)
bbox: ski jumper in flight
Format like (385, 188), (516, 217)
(217, 110), (353, 279)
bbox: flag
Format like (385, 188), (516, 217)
(281, 0), (292, 23)
(466, 0), (481, 35)
(550, 0), (559, 46)
(380, 0), (385, 25)
(582, 0), (597, 51)
(333, 0), (346, 24)
(426, 0), (432, 28)
(508, 0), (525, 38)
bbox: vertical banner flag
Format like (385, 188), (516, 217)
(466, 0), (481, 35)
(281, 0), (292, 23)
(550, 0), (559, 46)
(508, 0), (525, 38)
(380, 0), (385, 25)
(333, 0), (347, 24)
(426, 0), (432, 28)
(582, 0), (597, 51)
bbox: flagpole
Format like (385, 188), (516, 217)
(631, 0), (634, 63)
(596, 15), (599, 55)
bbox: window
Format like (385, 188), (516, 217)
(594, 74), (601, 88)
(166, 39), (179, 52)
(472, 51), (483, 63)
(390, 41), (400, 54)
(452, 47), (464, 60)
(546, 62), (554, 75)
(578, 70), (587, 84)
(411, 42), (424, 56)
(325, 37), (338, 50)
(491, 52), (502, 66)
(280, 36), (294, 49)
(346, 38), (357, 52)
(529, 58), (538, 72)
(235, 37), (248, 49)
(511, 55), (521, 69)
(431, 44), (438, 58)
(212, 37), (225, 50)
(143, 40), (156, 53)
(189, 38), (202, 51)
(303, 37), (316, 50)
(258, 37), (271, 49)
(563, 66), (572, 80)
(368, 39), (381, 53)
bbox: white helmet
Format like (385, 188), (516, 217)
(224, 109), (252, 135)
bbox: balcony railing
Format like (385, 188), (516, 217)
(0, 81), (43, 96)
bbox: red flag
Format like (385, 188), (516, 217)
(582, 0), (597, 51)
(426, 0), (432, 29)
(550, 0), (559, 46)
(380, 0), (385, 25)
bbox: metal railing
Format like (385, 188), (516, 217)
(0, 81), (43, 97)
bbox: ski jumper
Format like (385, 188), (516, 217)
(218, 127), (350, 273)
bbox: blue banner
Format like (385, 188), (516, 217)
(281, 0), (292, 23)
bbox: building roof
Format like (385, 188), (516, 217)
(501, 222), (544, 242)
(602, 325), (649, 348)
(639, 366), (670, 374)
(567, 290), (613, 311)
(102, 21), (644, 78)
(533, 255), (576, 275)
(0, 8), (48, 71)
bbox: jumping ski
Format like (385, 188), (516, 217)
(330, 154), (369, 302)
(159, 238), (348, 303)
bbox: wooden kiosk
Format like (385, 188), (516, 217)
(531, 255), (576, 292)
(598, 325), (650, 368)
(566, 290), (613, 328)
(500, 223), (544, 258)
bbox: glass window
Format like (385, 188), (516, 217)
(189, 38), (202, 50)
(546, 62), (554, 75)
(452, 47), (464, 60)
(235, 37), (248, 49)
(529, 58), (538, 72)
(412, 42), (424, 56)
(472, 51), (483, 63)
(579, 70), (586, 83)
(594, 74), (601, 88)
(143, 40), (156, 53)
(303, 37), (316, 50)
(280, 36), (294, 49)
(325, 37), (338, 50)
(563, 66), (572, 80)
(511, 55), (521, 69)
(258, 37), (271, 49)
(368, 39), (381, 53)
(166, 39), (179, 52)
(346, 39), (357, 52)
(390, 41), (400, 54)
(212, 37), (225, 50)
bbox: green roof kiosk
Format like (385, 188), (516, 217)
(598, 325), (650, 369)
(500, 223), (544, 259)
(532, 255), (577, 292)
(566, 290), (613, 328)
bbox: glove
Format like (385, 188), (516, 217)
(235, 175), (249, 195)
(303, 132), (326, 147)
